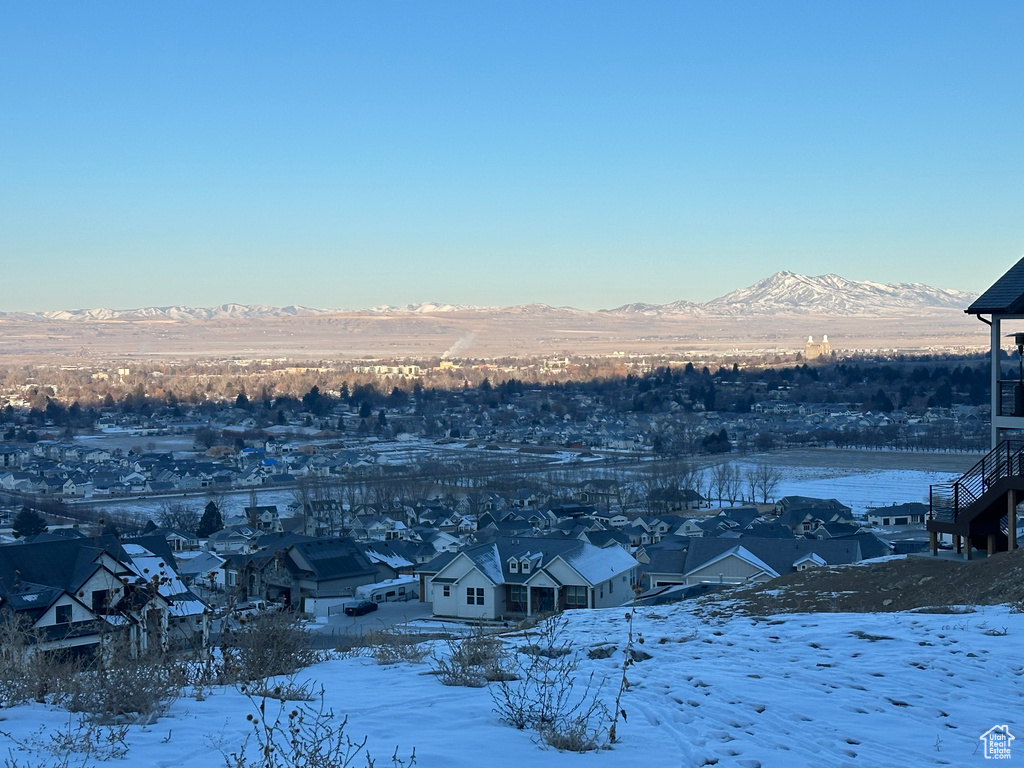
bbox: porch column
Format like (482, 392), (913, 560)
(991, 316), (1001, 448)
(965, 537), (973, 560)
(526, 585), (532, 617)
(1009, 490), (1018, 551)
(553, 586), (560, 613)
(929, 530), (938, 556)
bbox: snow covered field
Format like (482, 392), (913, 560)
(3, 602), (1020, 768)
(68, 454), (962, 523)
(730, 461), (960, 515)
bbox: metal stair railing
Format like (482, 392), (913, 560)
(929, 440), (1024, 524)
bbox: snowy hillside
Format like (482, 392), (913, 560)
(2, 600), (1019, 767)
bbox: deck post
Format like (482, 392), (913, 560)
(1010, 490), (1019, 551)
(988, 534), (996, 556)
(955, 534), (962, 554)
(929, 530), (938, 556)
(966, 537), (973, 560)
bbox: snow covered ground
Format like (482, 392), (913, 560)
(68, 460), (959, 522)
(730, 462), (960, 515)
(3, 602), (1021, 767)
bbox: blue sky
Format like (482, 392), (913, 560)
(2, 2), (1022, 312)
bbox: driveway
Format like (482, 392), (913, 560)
(307, 599), (437, 648)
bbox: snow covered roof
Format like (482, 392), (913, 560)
(560, 542), (638, 584)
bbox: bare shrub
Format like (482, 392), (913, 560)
(220, 611), (320, 683)
(490, 615), (607, 751)
(2, 718), (130, 767)
(216, 690), (416, 768)
(432, 627), (516, 687)
(0, 618), (91, 709)
(363, 627), (427, 666)
(62, 642), (185, 723)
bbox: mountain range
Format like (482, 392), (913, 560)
(0, 271), (974, 323)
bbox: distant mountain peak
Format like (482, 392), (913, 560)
(604, 272), (971, 317)
(0, 272), (973, 322)
(702, 271), (973, 315)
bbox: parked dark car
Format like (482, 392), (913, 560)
(344, 600), (378, 616)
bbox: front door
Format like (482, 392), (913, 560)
(531, 587), (554, 614)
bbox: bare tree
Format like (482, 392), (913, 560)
(723, 463), (743, 505)
(746, 462), (784, 504)
(710, 462), (743, 507)
(100, 508), (149, 537)
(157, 501), (200, 532)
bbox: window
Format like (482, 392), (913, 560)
(466, 587), (485, 605)
(443, 585), (451, 597)
(91, 589), (109, 614)
(565, 585), (587, 608)
(55, 604), (72, 625)
(521, 559), (530, 572)
(609, 579), (613, 594)
(508, 585), (527, 612)
(509, 560), (518, 573)
(227, 571), (237, 587)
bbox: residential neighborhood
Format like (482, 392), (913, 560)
(0, 354), (986, 652)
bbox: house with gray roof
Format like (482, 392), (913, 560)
(425, 536), (639, 620)
(678, 537), (862, 587)
(0, 536), (206, 655)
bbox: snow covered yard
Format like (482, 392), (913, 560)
(1, 604), (1021, 768)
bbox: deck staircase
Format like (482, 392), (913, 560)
(928, 440), (1024, 552)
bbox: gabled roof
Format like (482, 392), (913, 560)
(967, 255), (1024, 315)
(0, 539), (109, 596)
(690, 545), (781, 579)
(683, 537), (862, 580)
(432, 536), (638, 588)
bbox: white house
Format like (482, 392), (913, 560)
(426, 536), (639, 620)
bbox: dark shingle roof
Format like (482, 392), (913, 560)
(286, 538), (377, 581)
(683, 537), (861, 578)
(968, 255), (1024, 315)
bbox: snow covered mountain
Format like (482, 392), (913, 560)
(702, 271), (973, 315)
(0, 303), (333, 322)
(0, 272), (973, 321)
(606, 271), (972, 316)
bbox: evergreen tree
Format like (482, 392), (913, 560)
(197, 501), (224, 538)
(12, 508), (47, 538)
